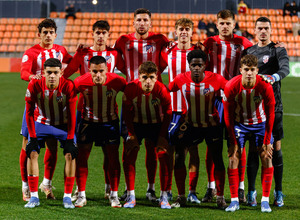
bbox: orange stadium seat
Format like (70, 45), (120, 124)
(85, 39), (93, 45)
(82, 13), (91, 19)
(74, 19), (82, 25)
(160, 20), (168, 27)
(111, 26), (120, 33)
(3, 32), (11, 38)
(269, 16), (276, 23)
(122, 13), (130, 20)
(27, 32), (36, 38)
(0, 31), (4, 38)
(277, 23), (285, 29)
(295, 36), (300, 42)
(59, 12), (66, 19)
(284, 16), (291, 22)
(50, 12), (58, 18)
(72, 32), (79, 39)
(160, 13), (168, 20)
(0, 24), (5, 32)
(18, 38), (26, 45)
(0, 45), (8, 52)
(1, 38), (10, 44)
(159, 27), (168, 35)
(21, 25), (30, 31)
(276, 16), (284, 22)
(278, 35), (287, 42)
(0, 18), (8, 24)
(16, 45), (25, 52)
(114, 13), (122, 19)
(272, 29), (278, 36)
(68, 46), (77, 53)
(245, 15), (253, 22)
(152, 26), (159, 32)
(64, 32), (71, 39)
(291, 16), (299, 23)
(239, 21), (246, 29)
(183, 13), (191, 19)
(62, 39), (70, 45)
(25, 38), (34, 46)
(120, 26), (128, 33)
(65, 26), (72, 32)
(260, 9), (268, 16)
(271, 35), (279, 42)
(106, 13), (113, 19)
(152, 20), (159, 27)
(169, 14), (176, 21)
(168, 20), (175, 27)
(287, 49), (296, 56)
(151, 13), (160, 20)
(72, 26), (81, 32)
(7, 18), (15, 25)
(252, 9), (260, 15)
(287, 42), (295, 50)
(76, 12), (82, 19)
(285, 23), (292, 29)
(128, 26), (135, 32)
(15, 18), (23, 24)
(19, 32), (27, 39)
(237, 15), (246, 22)
(23, 18), (31, 25)
(287, 35), (295, 42)
(80, 26), (89, 32)
(8, 45), (16, 52)
(114, 19), (121, 26)
(110, 32), (119, 40)
(12, 32), (20, 38)
(79, 32), (87, 39)
(82, 19), (89, 26)
(268, 9), (276, 16)
(246, 22), (254, 29)
(70, 39), (78, 46)
(6, 24), (14, 31)
(31, 18), (40, 25)
(191, 14), (200, 21)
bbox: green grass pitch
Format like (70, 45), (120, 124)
(0, 72), (299, 219)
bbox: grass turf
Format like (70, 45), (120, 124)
(0, 72), (299, 219)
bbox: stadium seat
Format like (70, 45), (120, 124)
(16, 45), (25, 52)
(82, 13), (91, 19)
(278, 35), (287, 42)
(0, 31), (4, 38)
(74, 19), (82, 25)
(85, 39), (93, 45)
(260, 9), (268, 16)
(0, 45), (8, 52)
(62, 39), (70, 45)
(278, 29), (286, 35)
(79, 32), (87, 39)
(80, 26), (89, 32)
(3, 32), (12, 38)
(151, 13), (160, 20)
(285, 22), (292, 30)
(0, 18), (8, 24)
(246, 15), (254, 22)
(64, 32), (71, 39)
(168, 20), (175, 27)
(76, 12), (82, 19)
(276, 16), (284, 22)
(295, 36), (300, 42)
(246, 22), (254, 28)
(111, 26), (120, 33)
(287, 49), (296, 57)
(121, 13), (130, 20)
(19, 32), (27, 39)
(66, 18), (74, 25)
(268, 9), (276, 16)
(8, 45), (16, 52)
(65, 26), (72, 32)
(120, 26), (128, 33)
(152, 20), (159, 27)
(237, 15), (246, 22)
(152, 26), (159, 32)
(287, 35), (295, 43)
(160, 20), (168, 27)
(169, 14), (176, 21)
(272, 29), (278, 35)
(15, 18), (24, 24)
(27, 32), (36, 38)
(106, 12), (113, 19)
(1, 38), (10, 45)
(25, 38), (34, 46)
(50, 12), (58, 18)
(160, 13), (168, 20)
(0, 24), (5, 31)
(291, 16), (299, 23)
(271, 35), (279, 42)
(82, 19), (89, 26)
(70, 39), (78, 46)
(128, 26), (135, 32)
(284, 16), (291, 22)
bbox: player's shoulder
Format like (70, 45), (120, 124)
(244, 44), (258, 54)
(53, 44), (67, 51)
(107, 72), (126, 82)
(226, 75), (241, 88)
(149, 32), (169, 41)
(256, 75), (273, 89)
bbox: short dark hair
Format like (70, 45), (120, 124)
(134, 8), (151, 18)
(44, 58), (62, 69)
(92, 20), (110, 32)
(175, 18), (194, 30)
(187, 49), (207, 64)
(217, 9), (235, 20)
(139, 61), (158, 74)
(255, 16), (271, 26)
(89, 56), (107, 65)
(240, 54), (258, 67)
(38, 19), (57, 33)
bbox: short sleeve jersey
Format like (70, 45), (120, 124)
(169, 71), (227, 127)
(114, 32), (169, 82)
(74, 72), (126, 123)
(21, 44), (72, 81)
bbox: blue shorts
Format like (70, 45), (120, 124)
(28, 122), (76, 150)
(77, 119), (120, 147)
(214, 97), (224, 124)
(168, 112), (187, 146)
(234, 122), (274, 148)
(20, 107), (29, 138)
(129, 123), (162, 145)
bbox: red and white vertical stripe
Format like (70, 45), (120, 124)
(36, 49), (65, 75)
(234, 89), (266, 125)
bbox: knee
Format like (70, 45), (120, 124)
(65, 153), (73, 161)
(30, 151), (39, 160)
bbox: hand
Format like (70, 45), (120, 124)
(26, 137), (40, 158)
(124, 135), (139, 155)
(259, 74), (275, 85)
(274, 41), (286, 49)
(76, 43), (90, 54)
(260, 143), (273, 159)
(63, 139), (78, 159)
(193, 41), (205, 51)
(156, 136), (169, 153)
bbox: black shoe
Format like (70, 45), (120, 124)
(202, 188), (216, 203)
(146, 189), (158, 203)
(119, 190), (128, 201)
(238, 189), (246, 203)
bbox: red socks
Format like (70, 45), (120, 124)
(44, 148), (57, 181)
(189, 171), (198, 191)
(157, 151), (169, 192)
(206, 147), (215, 183)
(145, 140), (157, 186)
(28, 176), (39, 193)
(239, 148), (247, 183)
(64, 176), (75, 194)
(228, 168), (239, 198)
(76, 148), (90, 192)
(20, 149), (28, 182)
(123, 147), (138, 191)
(174, 166), (187, 195)
(214, 169), (225, 196)
(261, 167), (274, 197)
(106, 145), (121, 192)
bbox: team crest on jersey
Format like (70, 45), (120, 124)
(44, 90), (49, 97)
(105, 56), (112, 64)
(233, 44), (241, 50)
(25, 89), (31, 98)
(56, 51), (62, 60)
(56, 96), (63, 103)
(106, 90), (113, 97)
(22, 55), (29, 63)
(145, 45), (154, 53)
(223, 95), (227, 102)
(263, 55), (270, 64)
(203, 88), (211, 95)
(253, 96), (262, 103)
(151, 98), (160, 106)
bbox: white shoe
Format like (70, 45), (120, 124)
(71, 187), (78, 202)
(24, 197), (40, 208)
(110, 196), (122, 208)
(63, 197), (75, 209)
(39, 183), (56, 200)
(22, 187), (30, 201)
(75, 196), (87, 208)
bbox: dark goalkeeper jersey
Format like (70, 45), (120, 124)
(245, 42), (289, 112)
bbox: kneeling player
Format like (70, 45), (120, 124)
(74, 56), (126, 208)
(223, 54), (275, 213)
(122, 61), (172, 209)
(24, 58), (77, 208)
(169, 49), (228, 209)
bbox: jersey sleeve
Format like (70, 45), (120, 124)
(21, 52), (34, 81)
(243, 37), (253, 50)
(66, 81), (77, 139)
(25, 81), (37, 138)
(216, 74), (228, 90)
(159, 86), (172, 137)
(62, 47), (73, 64)
(168, 75), (180, 92)
(275, 47), (289, 81)
(63, 51), (82, 78)
(115, 51), (126, 75)
(160, 46), (169, 74)
(262, 83), (276, 145)
(223, 82), (238, 145)
(122, 86), (135, 136)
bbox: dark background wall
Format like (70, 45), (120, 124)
(0, 0), (299, 18)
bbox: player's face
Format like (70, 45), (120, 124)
(189, 58), (206, 83)
(133, 14), (152, 35)
(89, 63), (107, 85)
(240, 64), (258, 88)
(38, 27), (57, 46)
(217, 17), (235, 38)
(44, 66), (62, 89)
(175, 25), (193, 44)
(92, 28), (109, 46)
(139, 72), (157, 93)
(255, 21), (272, 43)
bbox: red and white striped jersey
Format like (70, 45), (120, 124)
(169, 71), (227, 127)
(63, 46), (125, 78)
(123, 79), (172, 136)
(114, 32), (169, 82)
(21, 44), (72, 81)
(25, 77), (77, 139)
(161, 45), (196, 113)
(74, 72), (126, 123)
(203, 34), (252, 80)
(223, 75), (275, 145)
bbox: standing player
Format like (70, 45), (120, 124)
(160, 18), (201, 205)
(223, 54), (275, 213)
(114, 8), (169, 201)
(20, 18), (72, 201)
(24, 58), (77, 209)
(63, 20), (125, 201)
(73, 56), (126, 208)
(169, 49), (228, 209)
(122, 61), (172, 209)
(244, 17), (289, 207)
(202, 9), (253, 203)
